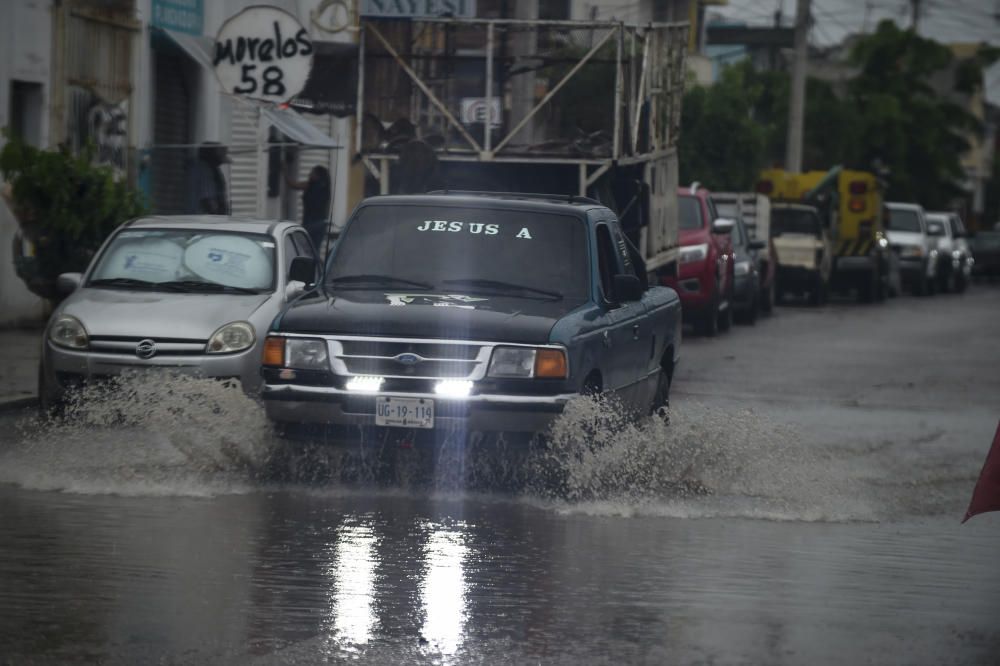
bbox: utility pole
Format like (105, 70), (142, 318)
(785, 0), (810, 173)
(910, 0), (921, 30)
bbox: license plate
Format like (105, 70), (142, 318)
(375, 396), (434, 429)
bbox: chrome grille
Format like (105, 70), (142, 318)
(329, 337), (492, 380)
(88, 336), (206, 356)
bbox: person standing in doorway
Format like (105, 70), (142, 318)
(286, 164), (331, 251)
(192, 142), (231, 215)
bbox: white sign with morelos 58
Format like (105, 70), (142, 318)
(214, 6), (314, 104)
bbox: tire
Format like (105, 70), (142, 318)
(650, 359), (672, 415)
(955, 270), (968, 293)
(718, 298), (733, 332)
(913, 273), (929, 297)
(858, 267), (879, 303)
(808, 276), (826, 306)
(696, 295), (720, 337)
(739, 293), (758, 326)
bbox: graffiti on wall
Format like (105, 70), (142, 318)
(67, 86), (129, 176)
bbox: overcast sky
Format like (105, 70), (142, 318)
(708, 0), (1000, 47)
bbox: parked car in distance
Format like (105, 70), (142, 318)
(969, 229), (1000, 280)
(713, 192), (776, 315)
(261, 193), (682, 441)
(660, 184), (735, 336)
(771, 203), (832, 305)
(885, 202), (938, 296)
(925, 211), (972, 293)
(729, 215), (768, 324)
(39, 216), (321, 409)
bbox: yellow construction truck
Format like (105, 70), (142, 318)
(757, 166), (895, 304)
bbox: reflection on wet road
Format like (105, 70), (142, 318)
(1, 289), (999, 664)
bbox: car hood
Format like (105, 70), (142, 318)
(276, 289), (586, 344)
(679, 228), (710, 246)
(887, 230), (926, 247)
(59, 288), (272, 340)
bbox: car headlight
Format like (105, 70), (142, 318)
(285, 338), (330, 370)
(49, 314), (88, 349)
(488, 347), (567, 379)
(734, 260), (751, 276)
(680, 243), (709, 265)
(206, 321), (256, 354)
(900, 245), (924, 258)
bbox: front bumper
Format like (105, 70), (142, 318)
(262, 384), (575, 433)
(42, 341), (262, 397)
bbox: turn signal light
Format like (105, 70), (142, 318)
(849, 197), (866, 212)
(534, 349), (568, 378)
(263, 337), (285, 367)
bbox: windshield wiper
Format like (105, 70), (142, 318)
(88, 277), (156, 290)
(155, 280), (262, 295)
(441, 278), (562, 300)
(327, 274), (434, 290)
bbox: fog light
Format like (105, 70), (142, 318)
(435, 379), (473, 397)
(346, 375), (383, 392)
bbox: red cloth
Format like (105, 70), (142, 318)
(963, 421), (1000, 523)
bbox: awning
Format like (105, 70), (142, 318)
(260, 104), (341, 149)
(158, 28), (215, 72)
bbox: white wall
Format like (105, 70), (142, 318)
(0, 0), (52, 327)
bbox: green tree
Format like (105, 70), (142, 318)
(678, 61), (767, 190)
(1, 133), (147, 301)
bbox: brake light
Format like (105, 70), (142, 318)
(848, 180), (868, 195)
(534, 349), (568, 379)
(756, 180), (773, 195)
(849, 197), (866, 212)
(263, 336), (285, 367)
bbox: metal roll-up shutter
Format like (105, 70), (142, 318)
(151, 49), (193, 214)
(229, 105), (259, 217)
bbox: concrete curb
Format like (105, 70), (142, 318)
(0, 396), (37, 413)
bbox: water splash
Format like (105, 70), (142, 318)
(3, 373), (273, 496)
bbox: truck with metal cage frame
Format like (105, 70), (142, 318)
(352, 14), (689, 280)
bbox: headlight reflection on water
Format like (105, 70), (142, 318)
(326, 521), (377, 647)
(420, 528), (469, 655)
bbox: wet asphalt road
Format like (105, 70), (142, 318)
(1, 287), (999, 665)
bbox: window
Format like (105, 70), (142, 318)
(595, 224), (618, 303)
(678, 196), (704, 230)
(887, 208), (922, 233)
(9, 81), (43, 147)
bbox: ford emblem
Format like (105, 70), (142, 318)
(135, 339), (158, 359)
(394, 353), (423, 366)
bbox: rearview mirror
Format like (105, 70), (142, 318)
(57, 272), (83, 294)
(712, 218), (735, 234)
(288, 256), (317, 285)
(613, 274), (643, 302)
(926, 221), (945, 237)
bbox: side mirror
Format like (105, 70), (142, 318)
(712, 218), (735, 234)
(288, 256), (317, 285)
(285, 280), (306, 301)
(926, 222), (945, 237)
(57, 272), (83, 294)
(748, 239), (767, 251)
(613, 274), (643, 302)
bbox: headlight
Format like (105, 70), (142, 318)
(206, 321), (256, 354)
(900, 245), (924, 258)
(680, 243), (709, 264)
(734, 260), (751, 276)
(49, 315), (88, 349)
(488, 347), (567, 379)
(285, 338), (329, 370)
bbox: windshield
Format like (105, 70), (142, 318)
(327, 205), (589, 301)
(772, 208), (821, 237)
(88, 228), (276, 292)
(887, 208), (922, 233)
(678, 196), (704, 230)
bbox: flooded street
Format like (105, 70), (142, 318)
(2, 289), (999, 665)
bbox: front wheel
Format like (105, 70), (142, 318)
(649, 362), (672, 416)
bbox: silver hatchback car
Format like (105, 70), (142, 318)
(39, 216), (321, 408)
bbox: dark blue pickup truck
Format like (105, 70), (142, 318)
(261, 192), (681, 437)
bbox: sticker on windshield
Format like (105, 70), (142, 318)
(415, 220), (502, 235)
(385, 293), (488, 308)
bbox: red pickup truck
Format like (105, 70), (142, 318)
(660, 184), (735, 336)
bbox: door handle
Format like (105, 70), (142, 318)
(632, 324), (640, 340)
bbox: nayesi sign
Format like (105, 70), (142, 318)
(213, 7), (313, 104)
(360, 0), (476, 18)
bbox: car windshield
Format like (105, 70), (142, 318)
(678, 196), (703, 230)
(731, 219), (746, 246)
(88, 228), (276, 292)
(772, 208), (821, 237)
(326, 205), (589, 301)
(887, 208), (922, 232)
